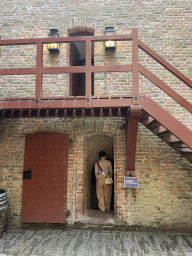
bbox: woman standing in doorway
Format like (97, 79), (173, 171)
(95, 151), (113, 212)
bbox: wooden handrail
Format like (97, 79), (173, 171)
(0, 34), (132, 46)
(138, 40), (192, 89)
(139, 64), (192, 114)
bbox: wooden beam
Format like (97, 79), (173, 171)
(0, 68), (36, 75)
(126, 105), (142, 176)
(41, 66), (86, 74)
(0, 97), (133, 110)
(91, 64), (132, 73)
(0, 65), (132, 77)
(0, 34), (132, 46)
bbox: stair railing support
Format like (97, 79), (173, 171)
(126, 105), (142, 177)
(35, 41), (43, 109)
(132, 28), (139, 105)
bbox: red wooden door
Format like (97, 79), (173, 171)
(21, 131), (68, 223)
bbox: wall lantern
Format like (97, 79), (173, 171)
(47, 29), (60, 53)
(104, 26), (116, 51)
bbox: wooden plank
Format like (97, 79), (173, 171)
(0, 100), (36, 109)
(0, 38), (38, 46)
(91, 64), (132, 73)
(0, 68), (36, 75)
(91, 98), (133, 108)
(39, 34), (132, 43)
(41, 65), (132, 74)
(41, 66), (85, 74)
(0, 98), (133, 110)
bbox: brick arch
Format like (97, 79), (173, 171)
(68, 117), (122, 137)
(68, 26), (94, 36)
(68, 118), (126, 218)
(83, 132), (114, 169)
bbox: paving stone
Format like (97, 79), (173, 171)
(0, 229), (192, 256)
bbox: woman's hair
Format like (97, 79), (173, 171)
(99, 151), (106, 158)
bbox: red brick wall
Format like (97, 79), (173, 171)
(0, 117), (191, 229)
(0, 0), (192, 229)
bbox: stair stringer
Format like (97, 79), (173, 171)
(140, 96), (192, 164)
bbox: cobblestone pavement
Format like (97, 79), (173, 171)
(0, 228), (192, 256)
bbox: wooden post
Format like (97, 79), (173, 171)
(85, 39), (92, 108)
(126, 105), (142, 176)
(36, 41), (43, 108)
(132, 28), (139, 105)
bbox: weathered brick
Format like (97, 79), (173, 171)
(0, 0), (192, 230)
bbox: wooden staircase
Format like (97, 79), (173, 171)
(140, 97), (192, 164)
(0, 29), (191, 168)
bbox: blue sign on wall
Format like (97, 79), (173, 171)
(124, 177), (139, 188)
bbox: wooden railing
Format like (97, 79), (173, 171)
(0, 29), (135, 110)
(0, 28), (192, 114)
(138, 40), (192, 114)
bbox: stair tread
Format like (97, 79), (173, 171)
(147, 119), (161, 128)
(180, 151), (192, 154)
(139, 111), (150, 122)
(169, 141), (183, 145)
(169, 141), (189, 148)
(158, 130), (171, 136)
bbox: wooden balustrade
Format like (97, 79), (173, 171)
(0, 28), (191, 113)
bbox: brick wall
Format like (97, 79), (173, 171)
(0, 0), (192, 229)
(0, 117), (191, 229)
(119, 124), (192, 228)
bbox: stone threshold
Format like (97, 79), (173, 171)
(75, 209), (115, 225)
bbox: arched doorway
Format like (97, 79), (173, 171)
(69, 27), (94, 96)
(83, 133), (114, 213)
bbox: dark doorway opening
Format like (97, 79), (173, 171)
(69, 31), (94, 96)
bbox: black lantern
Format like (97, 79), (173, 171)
(47, 29), (60, 53)
(104, 26), (116, 50)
